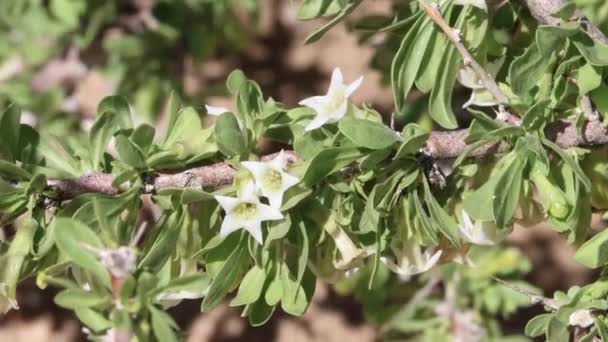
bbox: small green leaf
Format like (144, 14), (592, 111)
(303, 147), (362, 186)
(573, 32), (608, 66)
(394, 124), (429, 158)
(304, 0), (362, 44)
(525, 313), (553, 337)
(150, 306), (179, 342)
(574, 228), (608, 268)
(75, 308), (112, 333)
(202, 238), (247, 311)
(215, 113), (248, 157)
(52, 218), (110, 287)
(297, 0), (342, 20)
(115, 135), (147, 169)
(54, 288), (108, 309)
(492, 151), (525, 228)
(0, 104), (21, 161)
(577, 63), (602, 94)
(0, 160), (32, 180)
(230, 266), (267, 307)
(542, 138), (591, 191)
(338, 117), (398, 150)
(89, 112), (121, 170)
(97, 95), (132, 128)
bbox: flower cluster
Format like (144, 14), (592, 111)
(214, 152), (299, 244)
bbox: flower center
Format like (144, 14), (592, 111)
(261, 169), (283, 192)
(233, 202), (258, 221)
(324, 87), (346, 115)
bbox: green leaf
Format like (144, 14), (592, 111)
(264, 272), (283, 306)
(226, 70), (246, 95)
(215, 113), (248, 157)
(54, 288), (108, 309)
(551, 2), (576, 20)
(162, 107), (202, 148)
(542, 138), (591, 191)
(302, 147), (362, 186)
(75, 308), (112, 333)
(139, 211), (184, 272)
(338, 117), (398, 150)
(89, 112), (121, 170)
(0, 104), (21, 161)
(201, 238), (247, 311)
(150, 306), (179, 342)
(130, 124), (156, 153)
(492, 151), (525, 228)
(295, 217), (309, 286)
(230, 266), (267, 307)
(574, 228), (608, 268)
(297, 0), (342, 20)
(115, 135), (147, 169)
(525, 313), (552, 337)
(546, 315), (569, 342)
(2, 215), (36, 302)
(52, 218), (110, 287)
(391, 14), (429, 113)
(423, 180), (461, 246)
(394, 123), (429, 159)
(97, 95), (132, 128)
(577, 63), (602, 94)
(280, 266), (315, 316)
(0, 160), (32, 180)
(305, 0), (362, 44)
(248, 299), (276, 326)
(573, 32), (608, 66)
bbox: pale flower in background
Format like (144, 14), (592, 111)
(214, 182), (284, 244)
(299, 67), (363, 131)
(458, 210), (503, 245)
(381, 238), (442, 280)
(205, 105), (230, 116)
(242, 150), (300, 209)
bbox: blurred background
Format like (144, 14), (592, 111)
(0, 0), (606, 340)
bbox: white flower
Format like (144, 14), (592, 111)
(214, 182), (284, 244)
(241, 150), (300, 209)
(299, 67), (363, 131)
(458, 210), (502, 245)
(205, 105), (230, 116)
(569, 309), (594, 328)
(381, 238), (442, 280)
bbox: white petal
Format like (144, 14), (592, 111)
(328, 67), (344, 95)
(461, 210), (474, 230)
(219, 215), (241, 239)
(299, 95), (328, 114)
(421, 249), (443, 271)
(268, 150), (288, 170)
(239, 181), (259, 203)
(205, 105), (230, 116)
(214, 195), (240, 212)
(256, 203), (284, 221)
(305, 115), (330, 131)
(345, 76), (363, 98)
(244, 221), (264, 244)
(327, 100), (348, 122)
(280, 172), (300, 190)
(241, 161), (269, 181)
(265, 190), (284, 209)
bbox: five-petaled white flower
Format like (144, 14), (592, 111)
(458, 210), (502, 245)
(241, 150), (300, 209)
(380, 238), (442, 280)
(205, 105), (231, 116)
(214, 182), (284, 244)
(299, 67), (363, 131)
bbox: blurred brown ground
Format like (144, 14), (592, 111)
(0, 0), (601, 341)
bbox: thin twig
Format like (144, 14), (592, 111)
(417, 1), (510, 106)
(492, 277), (560, 310)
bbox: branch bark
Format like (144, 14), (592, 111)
(522, 0), (608, 44)
(46, 118), (608, 200)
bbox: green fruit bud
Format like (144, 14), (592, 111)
(530, 166), (570, 220)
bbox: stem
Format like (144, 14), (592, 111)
(417, 0), (510, 106)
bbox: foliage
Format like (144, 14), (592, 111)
(1, 0), (608, 341)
